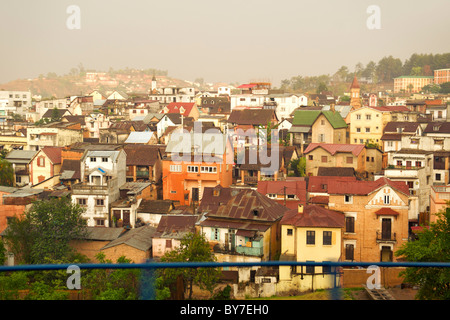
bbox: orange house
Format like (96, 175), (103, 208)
(162, 129), (233, 206)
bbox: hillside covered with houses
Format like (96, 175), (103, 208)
(1, 68), (450, 299)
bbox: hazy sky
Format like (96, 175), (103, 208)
(1, 0), (449, 86)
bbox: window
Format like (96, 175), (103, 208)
(436, 173), (442, 181)
(308, 155), (313, 160)
(170, 164), (181, 172)
(344, 195), (353, 204)
(321, 156), (327, 163)
(322, 261), (331, 274)
(306, 231), (315, 245)
(166, 239), (172, 248)
(356, 127), (361, 133)
(287, 194), (295, 199)
(211, 228), (220, 241)
(287, 229), (293, 236)
(356, 114), (361, 120)
(200, 166), (217, 173)
(318, 134), (325, 142)
(323, 231), (332, 245)
(345, 244), (354, 261)
(366, 114), (371, 120)
(187, 165), (199, 173)
(360, 139), (364, 143)
(102, 157), (108, 162)
(346, 157), (353, 164)
(37, 156), (45, 167)
(415, 161), (421, 167)
(90, 157), (97, 162)
(383, 195), (390, 204)
(387, 141), (393, 147)
(321, 120), (325, 125)
(306, 261), (315, 274)
(96, 199), (105, 206)
(345, 216), (355, 233)
(77, 198), (87, 206)
(396, 160), (402, 166)
(365, 127), (370, 133)
(96, 219), (105, 226)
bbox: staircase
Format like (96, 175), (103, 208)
(363, 285), (396, 300)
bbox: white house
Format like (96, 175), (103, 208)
(71, 148), (127, 227)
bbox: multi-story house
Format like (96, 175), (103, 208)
(162, 129), (233, 205)
(348, 106), (383, 146)
(327, 177), (410, 262)
(85, 113), (111, 139)
(124, 144), (163, 185)
(198, 185), (289, 282)
(71, 145), (126, 227)
(5, 150), (38, 187)
(148, 79), (196, 106)
(29, 146), (62, 186)
(0, 90), (32, 117)
(289, 110), (347, 153)
(278, 204), (345, 292)
(263, 93), (308, 120)
(27, 122), (83, 151)
(304, 143), (366, 177)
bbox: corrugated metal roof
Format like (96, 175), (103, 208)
(101, 225), (157, 251)
(125, 131), (155, 143)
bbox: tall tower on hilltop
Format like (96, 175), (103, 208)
(151, 74), (157, 93)
(350, 75), (362, 110)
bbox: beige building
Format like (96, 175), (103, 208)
(279, 204), (344, 293)
(394, 76), (434, 93)
(327, 177), (410, 263)
(304, 143), (366, 177)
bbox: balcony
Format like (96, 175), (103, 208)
(213, 238), (264, 257)
(136, 170), (150, 179)
(376, 230), (396, 243)
(72, 178), (117, 195)
(244, 176), (259, 184)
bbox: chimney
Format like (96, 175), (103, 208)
(330, 103), (335, 113)
(298, 204), (304, 214)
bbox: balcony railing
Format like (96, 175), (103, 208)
(376, 231), (396, 243)
(136, 171), (150, 178)
(244, 176), (259, 184)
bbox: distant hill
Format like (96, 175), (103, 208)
(0, 69), (212, 99)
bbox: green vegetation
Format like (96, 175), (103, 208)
(396, 206), (450, 300)
(158, 233), (221, 300)
(2, 196), (88, 264)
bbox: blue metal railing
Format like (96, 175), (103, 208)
(1, 260), (450, 300)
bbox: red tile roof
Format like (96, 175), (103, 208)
(41, 146), (62, 164)
(307, 176), (357, 193)
(350, 76), (360, 89)
(164, 102), (195, 115)
(327, 177), (409, 196)
(281, 205), (344, 228)
(303, 143), (365, 156)
(375, 208), (399, 216)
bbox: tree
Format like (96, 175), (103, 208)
(82, 253), (141, 300)
(395, 206), (450, 300)
(159, 233), (221, 299)
(0, 159), (14, 186)
(289, 157), (306, 177)
(3, 196), (88, 264)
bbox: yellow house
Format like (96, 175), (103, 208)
(348, 106), (383, 147)
(278, 204), (344, 293)
(29, 146), (62, 186)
